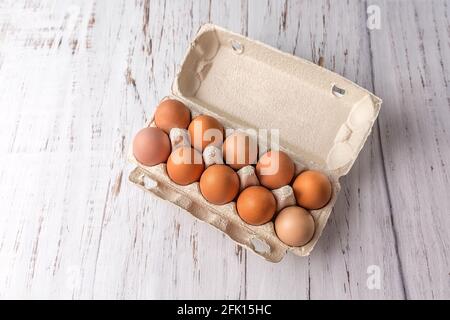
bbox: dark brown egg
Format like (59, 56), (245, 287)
(256, 150), (295, 189)
(154, 99), (191, 134)
(292, 170), (332, 209)
(199, 165), (240, 205)
(133, 127), (171, 166)
(188, 115), (224, 151)
(236, 186), (276, 225)
(274, 206), (315, 247)
(166, 147), (204, 185)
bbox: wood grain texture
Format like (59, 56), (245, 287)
(0, 0), (448, 299)
(368, 0), (450, 299)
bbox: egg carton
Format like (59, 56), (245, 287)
(128, 24), (381, 262)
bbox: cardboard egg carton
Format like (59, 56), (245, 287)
(128, 24), (382, 262)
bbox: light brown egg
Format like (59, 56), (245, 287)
(199, 165), (240, 205)
(222, 131), (258, 170)
(236, 186), (276, 225)
(292, 170), (332, 209)
(274, 206), (315, 247)
(154, 99), (191, 134)
(188, 115), (224, 151)
(133, 127), (171, 166)
(256, 150), (295, 189)
(166, 147), (204, 185)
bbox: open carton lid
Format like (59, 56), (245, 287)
(173, 24), (381, 176)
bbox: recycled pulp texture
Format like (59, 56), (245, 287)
(129, 24), (382, 262)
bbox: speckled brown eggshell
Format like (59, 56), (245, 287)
(199, 164), (240, 205)
(236, 186), (276, 225)
(166, 147), (204, 185)
(188, 115), (224, 151)
(133, 127), (171, 166)
(274, 206), (315, 247)
(154, 99), (191, 134)
(256, 150), (295, 189)
(222, 131), (258, 170)
(292, 170), (332, 209)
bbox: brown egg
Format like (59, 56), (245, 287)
(256, 150), (295, 189)
(166, 147), (204, 185)
(236, 186), (276, 225)
(292, 170), (332, 209)
(188, 115), (224, 151)
(154, 99), (191, 134)
(275, 206), (315, 247)
(222, 131), (258, 170)
(133, 127), (171, 166)
(199, 165), (240, 205)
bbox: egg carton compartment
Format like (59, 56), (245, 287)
(128, 147), (340, 262)
(129, 109), (339, 262)
(128, 24), (381, 262)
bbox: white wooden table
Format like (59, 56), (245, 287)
(0, 0), (449, 300)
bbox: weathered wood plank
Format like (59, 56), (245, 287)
(368, 0), (450, 299)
